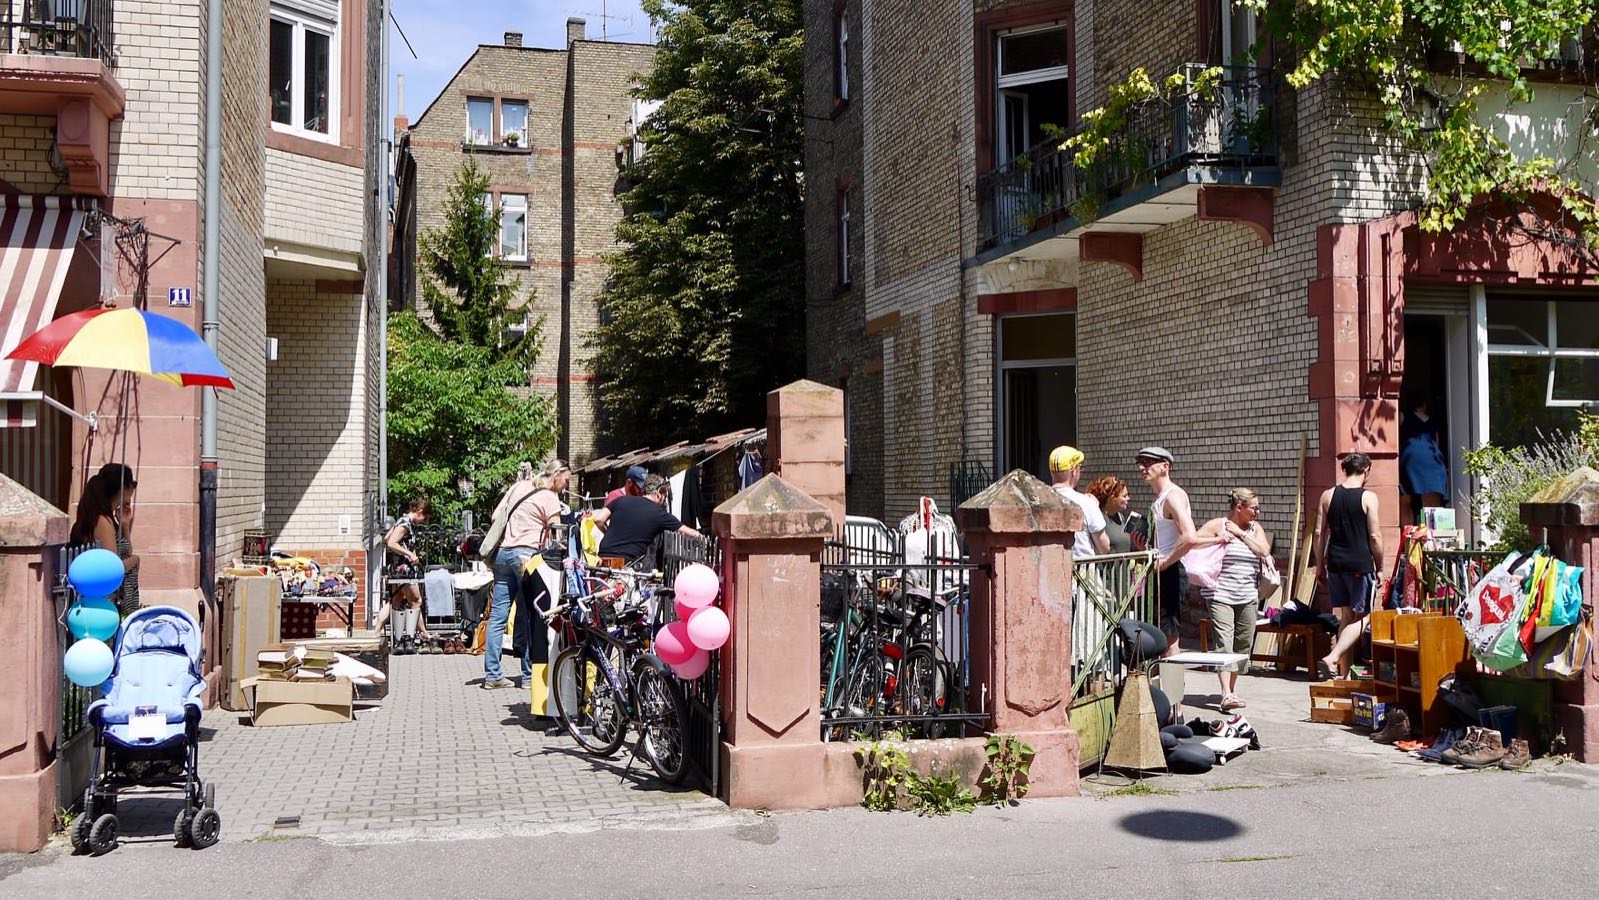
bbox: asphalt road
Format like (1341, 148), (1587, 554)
(6, 762), (1598, 899)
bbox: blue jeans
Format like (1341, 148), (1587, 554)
(486, 547), (535, 681)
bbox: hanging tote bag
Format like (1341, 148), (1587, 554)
(1479, 588), (1534, 672)
(1184, 538), (1229, 590)
(1457, 550), (1534, 651)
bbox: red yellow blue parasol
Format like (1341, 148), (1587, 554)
(5, 307), (234, 389)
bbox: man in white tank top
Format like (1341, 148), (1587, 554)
(1136, 447), (1224, 654)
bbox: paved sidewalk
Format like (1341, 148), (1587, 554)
(110, 654), (742, 847)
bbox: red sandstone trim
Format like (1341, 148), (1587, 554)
(1080, 232), (1143, 282)
(977, 287), (1078, 315)
(1197, 185), (1275, 247)
(863, 311), (901, 336)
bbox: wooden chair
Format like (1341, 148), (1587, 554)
(1200, 618), (1328, 676)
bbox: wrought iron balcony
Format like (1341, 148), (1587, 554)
(1, 1), (113, 64)
(977, 64), (1277, 256)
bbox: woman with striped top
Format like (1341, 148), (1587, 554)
(1197, 488), (1273, 711)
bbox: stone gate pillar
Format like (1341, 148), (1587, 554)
(0, 475), (68, 852)
(714, 474), (834, 808)
(765, 380), (846, 536)
(1520, 466), (1599, 763)
(957, 469), (1084, 797)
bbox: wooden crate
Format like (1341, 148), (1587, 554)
(1310, 678), (1374, 725)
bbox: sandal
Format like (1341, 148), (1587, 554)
(1315, 659), (1335, 681)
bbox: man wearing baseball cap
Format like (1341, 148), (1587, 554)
(1135, 446), (1224, 653)
(1049, 445), (1109, 557)
(604, 465), (648, 508)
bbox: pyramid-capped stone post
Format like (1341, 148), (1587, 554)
(713, 474), (834, 808)
(1520, 466), (1599, 763)
(956, 468), (1082, 797)
(766, 379), (845, 536)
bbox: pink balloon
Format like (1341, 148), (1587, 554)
(673, 563), (720, 609)
(653, 621), (696, 667)
(686, 605), (730, 652)
(672, 649), (710, 680)
(673, 596), (695, 623)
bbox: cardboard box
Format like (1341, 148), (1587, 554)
(223, 576), (281, 711)
(1351, 692), (1388, 731)
(300, 638), (389, 701)
(246, 676), (354, 726)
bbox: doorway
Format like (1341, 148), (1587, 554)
(997, 313), (1076, 480)
(1399, 314), (1456, 526)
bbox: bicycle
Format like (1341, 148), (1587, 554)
(822, 569), (956, 740)
(543, 566), (691, 784)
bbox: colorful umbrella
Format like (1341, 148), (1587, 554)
(5, 307), (234, 389)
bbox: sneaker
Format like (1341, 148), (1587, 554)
(1370, 708), (1412, 744)
(1498, 737), (1531, 770)
(481, 677), (515, 691)
(1454, 728), (1506, 768)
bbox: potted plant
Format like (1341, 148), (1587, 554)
(504, 131), (522, 148)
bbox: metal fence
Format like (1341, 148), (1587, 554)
(819, 526), (983, 740)
(1420, 548), (1501, 614)
(658, 531), (722, 796)
(1, 0), (114, 62)
(977, 64), (1277, 252)
(54, 544), (95, 744)
(1069, 550), (1159, 768)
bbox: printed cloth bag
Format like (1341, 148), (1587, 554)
(1479, 586), (1534, 672)
(1538, 560), (1584, 629)
(1457, 550), (1534, 652)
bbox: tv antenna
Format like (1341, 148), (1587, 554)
(576, 1), (633, 41)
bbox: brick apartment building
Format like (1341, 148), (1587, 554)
(803, 0), (1598, 553)
(390, 18), (656, 465)
(0, 1), (386, 619)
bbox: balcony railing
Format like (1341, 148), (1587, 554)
(977, 64), (1277, 254)
(1, 1), (113, 64)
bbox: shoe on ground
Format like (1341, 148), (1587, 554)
(1498, 737), (1531, 770)
(1418, 727), (1462, 762)
(1439, 726), (1484, 765)
(1370, 708), (1412, 744)
(1454, 727), (1507, 768)
(481, 677), (515, 691)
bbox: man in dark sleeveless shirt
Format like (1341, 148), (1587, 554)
(1314, 452), (1384, 678)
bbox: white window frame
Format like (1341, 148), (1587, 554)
(1219, 0), (1258, 66)
(996, 89), (1030, 163)
(836, 11), (850, 102)
(499, 100), (529, 147)
(466, 96), (495, 146)
(497, 193), (528, 262)
(268, 4), (341, 144)
(838, 191), (851, 287)
(1484, 299), (1599, 408)
(995, 23), (1070, 89)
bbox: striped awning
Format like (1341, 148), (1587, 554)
(0, 196), (87, 428)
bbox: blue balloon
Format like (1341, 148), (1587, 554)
(68, 548), (124, 599)
(64, 637), (115, 688)
(66, 596), (120, 642)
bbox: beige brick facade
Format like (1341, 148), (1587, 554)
(395, 26), (655, 465)
(0, 114), (66, 194)
(264, 148), (366, 256)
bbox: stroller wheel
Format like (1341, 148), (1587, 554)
(173, 808), (195, 847)
(187, 807), (222, 850)
(69, 813), (93, 855)
(87, 813), (118, 855)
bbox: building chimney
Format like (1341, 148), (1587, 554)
(393, 115), (409, 135)
(504, 31), (523, 48)
(566, 17), (586, 45)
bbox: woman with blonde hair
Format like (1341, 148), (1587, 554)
(1196, 488), (1272, 711)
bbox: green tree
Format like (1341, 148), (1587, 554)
(590, 0), (805, 449)
(388, 160), (553, 521)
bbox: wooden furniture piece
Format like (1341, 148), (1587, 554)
(1199, 618), (1329, 675)
(1368, 609), (1471, 736)
(1310, 678), (1374, 724)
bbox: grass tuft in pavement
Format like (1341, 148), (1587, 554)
(1097, 783), (1177, 798)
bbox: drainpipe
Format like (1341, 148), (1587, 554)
(376, 0), (391, 623)
(199, 0), (224, 605)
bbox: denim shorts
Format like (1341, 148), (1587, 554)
(1328, 572), (1376, 614)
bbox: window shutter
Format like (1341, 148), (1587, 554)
(1196, 0), (1220, 64)
(274, 0), (339, 23)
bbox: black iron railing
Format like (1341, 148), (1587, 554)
(977, 64), (1277, 253)
(1, 1), (114, 63)
(659, 531), (722, 797)
(54, 544), (96, 745)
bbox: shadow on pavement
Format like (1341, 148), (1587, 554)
(1117, 810), (1245, 842)
(532, 743), (706, 796)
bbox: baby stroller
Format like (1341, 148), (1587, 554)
(75, 606), (220, 854)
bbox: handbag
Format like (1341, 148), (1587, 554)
(477, 485), (539, 561)
(1257, 554), (1282, 601)
(1457, 550), (1535, 651)
(1479, 588), (1534, 671)
(1184, 539), (1228, 590)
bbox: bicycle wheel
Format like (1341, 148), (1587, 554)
(898, 644), (949, 738)
(552, 646), (627, 757)
(634, 657), (691, 784)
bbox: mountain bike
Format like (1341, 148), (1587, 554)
(545, 567), (690, 784)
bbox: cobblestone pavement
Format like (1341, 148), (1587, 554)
(110, 654), (743, 847)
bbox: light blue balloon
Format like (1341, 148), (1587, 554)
(65, 596), (120, 642)
(68, 548), (124, 600)
(64, 638), (115, 688)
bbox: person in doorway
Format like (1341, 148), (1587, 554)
(604, 465), (648, 508)
(1136, 447), (1222, 654)
(1399, 398), (1448, 524)
(1048, 446), (1109, 557)
(1315, 452), (1384, 679)
(374, 498), (431, 641)
(1196, 489), (1272, 711)
(1085, 475), (1133, 554)
(484, 464), (565, 690)
(70, 463), (141, 616)
(592, 474), (702, 569)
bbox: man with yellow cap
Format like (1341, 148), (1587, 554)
(1049, 445), (1109, 557)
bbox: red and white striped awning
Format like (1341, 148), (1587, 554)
(0, 195), (87, 428)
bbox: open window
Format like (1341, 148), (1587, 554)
(269, 1), (340, 142)
(993, 23), (1070, 164)
(997, 313), (1077, 480)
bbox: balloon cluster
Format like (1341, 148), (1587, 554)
(62, 549), (124, 688)
(653, 563), (727, 679)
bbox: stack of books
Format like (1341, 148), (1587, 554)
(257, 646), (300, 681)
(293, 647), (338, 682)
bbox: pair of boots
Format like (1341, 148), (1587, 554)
(1439, 726), (1531, 769)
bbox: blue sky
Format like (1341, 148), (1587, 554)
(388, 0), (654, 120)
